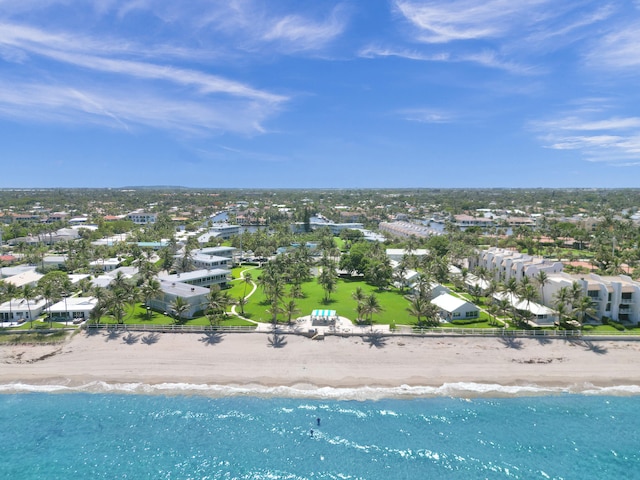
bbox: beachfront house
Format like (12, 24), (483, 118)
(0, 297), (47, 323)
(147, 279), (209, 320)
(493, 292), (558, 326)
(430, 293), (479, 322)
(159, 268), (231, 289)
(48, 297), (98, 323)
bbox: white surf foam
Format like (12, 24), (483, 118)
(2, 381), (640, 399)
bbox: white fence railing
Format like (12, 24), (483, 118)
(85, 324), (257, 333)
(4, 324), (640, 339)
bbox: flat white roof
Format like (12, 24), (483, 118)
(159, 279), (209, 297)
(160, 269), (230, 282)
(49, 297), (98, 313)
(0, 297), (47, 312)
(3, 270), (43, 287)
(431, 293), (476, 313)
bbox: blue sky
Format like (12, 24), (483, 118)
(1, 0), (640, 188)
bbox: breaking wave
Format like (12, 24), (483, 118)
(1, 381), (640, 399)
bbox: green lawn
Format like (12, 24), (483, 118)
(95, 302), (254, 327)
(243, 276), (418, 325)
(582, 324), (640, 334)
(0, 330), (70, 344)
(5, 319), (71, 330)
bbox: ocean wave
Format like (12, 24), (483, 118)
(2, 381), (640, 399)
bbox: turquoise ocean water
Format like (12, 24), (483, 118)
(2, 387), (640, 479)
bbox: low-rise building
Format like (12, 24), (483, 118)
(159, 268), (231, 289)
(48, 297), (98, 323)
(470, 247), (563, 282)
(0, 297), (47, 323)
(147, 280), (209, 319)
(127, 211), (157, 224)
(430, 293), (479, 322)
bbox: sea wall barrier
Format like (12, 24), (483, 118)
(5, 324), (640, 340)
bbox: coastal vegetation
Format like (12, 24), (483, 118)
(2, 188), (640, 335)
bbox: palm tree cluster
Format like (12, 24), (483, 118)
(206, 285), (235, 327)
(257, 251), (311, 323)
(404, 274), (440, 328)
(553, 281), (594, 328)
(351, 287), (383, 326)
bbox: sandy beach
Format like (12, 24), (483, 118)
(2, 330), (640, 396)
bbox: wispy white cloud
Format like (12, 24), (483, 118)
(261, 6), (347, 53)
(390, 0), (614, 74)
(394, 0), (551, 44)
(0, 18), (288, 133)
(586, 21), (640, 69)
(359, 45), (449, 62)
(359, 45), (539, 75)
(532, 107), (640, 165)
(398, 107), (455, 124)
(0, 80), (275, 135)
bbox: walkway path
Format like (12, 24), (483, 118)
(230, 266), (259, 325)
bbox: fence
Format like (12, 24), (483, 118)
(5, 323), (640, 339)
(85, 324), (258, 333)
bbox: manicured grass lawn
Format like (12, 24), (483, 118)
(6, 320), (71, 330)
(243, 276), (418, 325)
(582, 324), (640, 334)
(0, 330), (70, 344)
(227, 267), (262, 300)
(96, 303), (254, 327)
(186, 315), (255, 327)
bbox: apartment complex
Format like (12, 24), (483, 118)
(470, 247), (563, 282)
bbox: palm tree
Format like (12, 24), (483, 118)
(22, 284), (36, 329)
(41, 282), (56, 327)
(570, 281), (584, 307)
(573, 296), (596, 326)
(406, 295), (431, 327)
(106, 290), (127, 324)
(500, 277), (520, 322)
(351, 286), (366, 304)
(518, 282), (538, 327)
(535, 271), (549, 305)
(555, 302), (570, 328)
(140, 279), (162, 319)
(242, 272), (253, 299)
(282, 299), (300, 325)
(553, 286), (572, 310)
(364, 293), (383, 325)
(90, 300), (107, 325)
(318, 268), (337, 302)
(236, 296), (248, 316)
(170, 296), (189, 324)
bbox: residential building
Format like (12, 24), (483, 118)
(48, 297), (98, 323)
(386, 248), (430, 263)
(148, 280), (209, 319)
(492, 292), (558, 326)
(545, 273), (640, 324)
(194, 246), (237, 259)
(0, 297), (47, 323)
(470, 247), (563, 282)
(127, 210), (157, 224)
(430, 293), (479, 322)
(3, 270), (43, 288)
(378, 221), (439, 239)
(159, 268), (231, 289)
(89, 257), (122, 272)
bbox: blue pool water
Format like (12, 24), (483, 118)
(1, 391), (639, 479)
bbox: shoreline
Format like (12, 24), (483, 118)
(2, 332), (640, 399)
